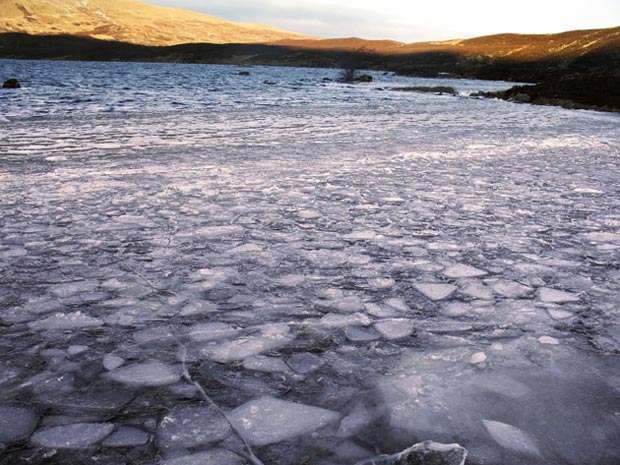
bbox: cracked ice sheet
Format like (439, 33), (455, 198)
(1, 62), (620, 465)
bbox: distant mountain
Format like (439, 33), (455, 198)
(0, 0), (313, 45)
(278, 26), (620, 62)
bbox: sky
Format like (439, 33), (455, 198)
(148, 0), (620, 42)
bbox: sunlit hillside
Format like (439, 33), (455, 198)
(0, 0), (314, 45)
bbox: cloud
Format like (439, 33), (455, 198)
(146, 0), (462, 42)
(146, 0), (620, 42)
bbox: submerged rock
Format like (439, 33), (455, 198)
(390, 86), (457, 95)
(2, 78), (20, 89)
(392, 441), (468, 465)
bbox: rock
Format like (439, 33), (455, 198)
(356, 74), (373, 82)
(390, 86), (457, 95)
(510, 93), (532, 103)
(0, 406), (38, 443)
(238, 71), (250, 76)
(30, 423), (114, 449)
(392, 441), (468, 465)
(2, 78), (20, 89)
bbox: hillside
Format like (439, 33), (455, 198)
(277, 27), (620, 62)
(0, 0), (313, 45)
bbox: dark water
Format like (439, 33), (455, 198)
(1, 59), (620, 465)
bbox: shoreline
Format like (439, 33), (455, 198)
(1, 32), (618, 114)
(473, 75), (620, 113)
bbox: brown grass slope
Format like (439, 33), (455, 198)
(278, 26), (620, 61)
(0, 0), (314, 45)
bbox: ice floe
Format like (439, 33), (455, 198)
(30, 423), (114, 449)
(157, 405), (231, 451)
(28, 312), (104, 331)
(443, 264), (487, 278)
(539, 288), (580, 303)
(415, 283), (458, 301)
(229, 396), (339, 446)
(160, 449), (246, 465)
(106, 361), (180, 387)
(482, 419), (540, 456)
(0, 406), (38, 443)
(102, 426), (149, 447)
(199, 324), (294, 363)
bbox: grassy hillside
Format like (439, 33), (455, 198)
(0, 0), (312, 45)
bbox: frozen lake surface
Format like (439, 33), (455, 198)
(1, 60), (620, 465)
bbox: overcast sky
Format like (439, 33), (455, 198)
(147, 0), (620, 42)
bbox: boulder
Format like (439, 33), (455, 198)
(509, 92), (531, 103)
(238, 71), (250, 76)
(2, 78), (20, 89)
(392, 441), (468, 465)
(391, 86), (456, 95)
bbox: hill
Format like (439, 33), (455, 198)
(0, 0), (313, 45)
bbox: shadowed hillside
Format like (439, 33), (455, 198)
(2, 28), (618, 82)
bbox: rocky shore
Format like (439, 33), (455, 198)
(473, 74), (620, 113)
